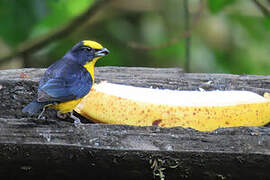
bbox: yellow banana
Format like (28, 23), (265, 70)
(75, 82), (270, 131)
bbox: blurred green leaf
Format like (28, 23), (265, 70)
(150, 41), (185, 67)
(0, 0), (42, 46)
(0, 0), (93, 47)
(264, 17), (270, 29)
(140, 14), (168, 45)
(31, 0), (93, 38)
(230, 15), (267, 40)
(106, 18), (137, 42)
(208, 0), (236, 13)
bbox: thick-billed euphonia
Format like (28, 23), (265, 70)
(22, 40), (109, 123)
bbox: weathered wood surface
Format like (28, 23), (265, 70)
(0, 67), (270, 180)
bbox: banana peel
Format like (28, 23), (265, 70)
(75, 82), (270, 131)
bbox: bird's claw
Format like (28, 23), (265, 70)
(69, 111), (81, 126)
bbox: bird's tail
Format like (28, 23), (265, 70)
(22, 99), (47, 116)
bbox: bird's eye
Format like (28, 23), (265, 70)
(83, 47), (92, 51)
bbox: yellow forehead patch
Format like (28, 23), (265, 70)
(82, 40), (103, 49)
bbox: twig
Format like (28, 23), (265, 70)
(184, 0), (191, 73)
(127, 0), (204, 51)
(0, 0), (112, 64)
(252, 0), (270, 17)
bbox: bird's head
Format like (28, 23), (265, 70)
(68, 40), (109, 66)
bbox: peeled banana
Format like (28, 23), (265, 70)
(75, 82), (270, 131)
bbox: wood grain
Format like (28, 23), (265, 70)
(0, 67), (270, 180)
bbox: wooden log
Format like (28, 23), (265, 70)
(0, 67), (270, 180)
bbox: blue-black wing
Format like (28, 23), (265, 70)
(37, 58), (93, 103)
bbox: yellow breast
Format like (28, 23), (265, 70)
(83, 57), (99, 82)
(51, 98), (82, 113)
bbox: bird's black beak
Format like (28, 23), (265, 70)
(95, 48), (109, 57)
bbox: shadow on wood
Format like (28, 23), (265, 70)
(0, 67), (270, 180)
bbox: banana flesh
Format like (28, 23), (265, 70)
(75, 82), (270, 131)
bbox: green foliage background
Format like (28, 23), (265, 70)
(0, 0), (269, 74)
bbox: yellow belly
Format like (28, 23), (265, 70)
(51, 98), (82, 113)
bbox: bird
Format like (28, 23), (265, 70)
(22, 40), (109, 123)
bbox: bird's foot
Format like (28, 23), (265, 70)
(38, 107), (46, 119)
(69, 111), (81, 126)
